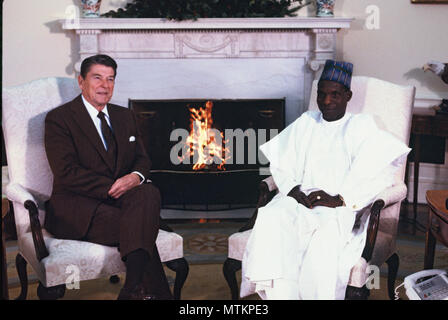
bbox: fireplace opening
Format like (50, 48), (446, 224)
(130, 99), (285, 212)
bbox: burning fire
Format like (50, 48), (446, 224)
(180, 101), (230, 170)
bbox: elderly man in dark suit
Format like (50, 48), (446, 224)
(44, 54), (172, 300)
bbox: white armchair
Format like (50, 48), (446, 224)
(223, 76), (415, 300)
(2, 77), (189, 300)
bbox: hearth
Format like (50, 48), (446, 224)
(130, 99), (285, 212)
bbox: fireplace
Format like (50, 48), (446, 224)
(130, 99), (285, 212)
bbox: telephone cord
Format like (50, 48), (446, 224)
(394, 281), (405, 300)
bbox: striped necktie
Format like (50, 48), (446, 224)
(97, 111), (117, 168)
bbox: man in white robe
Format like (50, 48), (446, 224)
(240, 60), (411, 300)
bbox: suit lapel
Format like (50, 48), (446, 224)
(69, 95), (115, 173)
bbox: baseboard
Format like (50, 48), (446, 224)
(413, 97), (442, 108)
(406, 162), (448, 203)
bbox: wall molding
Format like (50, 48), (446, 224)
(414, 96), (443, 108)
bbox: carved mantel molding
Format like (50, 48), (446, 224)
(61, 17), (352, 30)
(60, 17), (352, 73)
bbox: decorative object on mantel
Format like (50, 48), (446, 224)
(315, 0), (335, 17)
(80, 0), (102, 18)
(423, 60), (448, 114)
(102, 0), (312, 21)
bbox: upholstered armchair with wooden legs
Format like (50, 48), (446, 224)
(2, 77), (189, 300)
(223, 76), (415, 300)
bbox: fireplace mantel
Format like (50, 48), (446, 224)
(61, 17), (352, 73)
(61, 17), (352, 30)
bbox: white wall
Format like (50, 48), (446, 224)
(334, 0), (448, 102)
(2, 0), (131, 86)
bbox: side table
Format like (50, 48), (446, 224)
(424, 190), (448, 270)
(2, 198), (10, 300)
(409, 109), (448, 221)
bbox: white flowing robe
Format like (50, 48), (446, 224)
(240, 110), (411, 300)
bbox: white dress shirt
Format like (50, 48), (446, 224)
(81, 95), (145, 184)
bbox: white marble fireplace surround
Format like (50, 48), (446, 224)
(61, 17), (352, 126)
(61, 17), (352, 218)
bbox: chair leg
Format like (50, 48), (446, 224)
(386, 253), (399, 300)
(37, 282), (66, 300)
(223, 258), (242, 300)
(15, 253), (28, 300)
(165, 258), (189, 300)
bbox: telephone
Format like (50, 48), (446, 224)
(404, 269), (448, 300)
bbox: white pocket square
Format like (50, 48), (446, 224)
(129, 136), (136, 142)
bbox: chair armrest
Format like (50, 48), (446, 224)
(361, 184), (406, 262)
(263, 176), (278, 192)
(5, 183), (49, 261)
(159, 218), (174, 232)
(361, 199), (385, 262)
(239, 177), (278, 232)
(5, 182), (38, 207)
(372, 183), (407, 208)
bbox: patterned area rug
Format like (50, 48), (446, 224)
(174, 221), (243, 264)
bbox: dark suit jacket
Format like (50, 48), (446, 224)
(44, 94), (151, 239)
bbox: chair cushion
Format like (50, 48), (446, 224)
(228, 229), (369, 288)
(19, 229), (184, 287)
(346, 257), (369, 288)
(228, 230), (252, 261)
(157, 229), (184, 262)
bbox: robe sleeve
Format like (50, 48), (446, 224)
(338, 114), (411, 211)
(259, 111), (317, 196)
